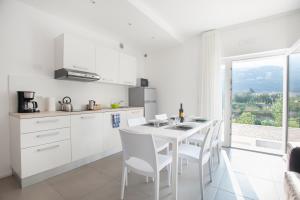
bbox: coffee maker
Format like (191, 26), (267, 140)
(17, 91), (39, 113)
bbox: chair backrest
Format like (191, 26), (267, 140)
(212, 120), (223, 142)
(155, 114), (168, 121)
(127, 117), (147, 127)
(199, 121), (215, 159)
(119, 129), (158, 172)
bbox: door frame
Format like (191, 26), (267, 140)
(222, 49), (289, 153)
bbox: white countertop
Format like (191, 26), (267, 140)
(10, 107), (144, 119)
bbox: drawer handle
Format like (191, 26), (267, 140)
(36, 132), (60, 138)
(80, 116), (96, 119)
(36, 145), (60, 152)
(36, 119), (59, 124)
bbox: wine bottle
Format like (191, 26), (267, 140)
(179, 103), (184, 123)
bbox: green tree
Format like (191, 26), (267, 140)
(236, 112), (256, 124)
(271, 97), (283, 127)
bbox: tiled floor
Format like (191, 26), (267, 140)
(0, 148), (286, 200)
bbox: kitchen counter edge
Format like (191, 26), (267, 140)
(9, 107), (144, 119)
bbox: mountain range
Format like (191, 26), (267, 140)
(232, 64), (300, 94)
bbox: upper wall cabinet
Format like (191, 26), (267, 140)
(55, 34), (96, 73)
(95, 46), (119, 84)
(119, 53), (137, 86)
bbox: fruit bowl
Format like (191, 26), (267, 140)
(111, 103), (120, 109)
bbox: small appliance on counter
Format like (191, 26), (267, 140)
(88, 100), (96, 110)
(17, 91), (40, 113)
(58, 96), (73, 112)
(137, 78), (149, 87)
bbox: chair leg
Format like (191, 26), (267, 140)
(125, 171), (128, 186)
(208, 158), (212, 183)
(154, 173), (160, 200)
(167, 164), (171, 186)
(199, 163), (204, 200)
(179, 158), (183, 174)
(121, 166), (127, 200)
(217, 144), (220, 164)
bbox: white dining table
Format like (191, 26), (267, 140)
(124, 120), (213, 200)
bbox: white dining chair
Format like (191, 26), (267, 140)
(127, 117), (170, 153)
(127, 117), (170, 183)
(119, 129), (172, 200)
(178, 122), (214, 200)
(155, 113), (168, 121)
(188, 120), (223, 165)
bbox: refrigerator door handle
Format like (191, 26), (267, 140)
(145, 100), (157, 103)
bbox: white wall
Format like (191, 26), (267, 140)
(145, 10), (300, 119)
(220, 10), (300, 57)
(0, 0), (144, 178)
(145, 37), (201, 116)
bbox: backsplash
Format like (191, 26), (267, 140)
(8, 75), (129, 112)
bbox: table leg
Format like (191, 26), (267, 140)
(172, 140), (178, 200)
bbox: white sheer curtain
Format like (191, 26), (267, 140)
(198, 30), (222, 119)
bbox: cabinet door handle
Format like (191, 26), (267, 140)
(36, 132), (60, 138)
(36, 145), (60, 152)
(131, 111), (141, 114)
(73, 65), (88, 71)
(36, 119), (59, 124)
(80, 116), (96, 119)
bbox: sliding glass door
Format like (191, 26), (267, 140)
(288, 53), (300, 144)
(231, 56), (285, 154)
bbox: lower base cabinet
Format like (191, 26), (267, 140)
(10, 108), (144, 184)
(101, 111), (127, 153)
(71, 113), (102, 161)
(21, 140), (71, 178)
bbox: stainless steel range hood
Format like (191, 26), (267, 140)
(54, 68), (100, 82)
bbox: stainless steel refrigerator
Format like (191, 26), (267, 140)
(129, 87), (157, 120)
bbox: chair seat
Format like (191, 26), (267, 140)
(188, 133), (205, 144)
(125, 154), (172, 176)
(179, 144), (210, 164)
(155, 137), (169, 152)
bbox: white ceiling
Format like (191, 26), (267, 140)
(133, 0), (300, 38)
(18, 0), (300, 51)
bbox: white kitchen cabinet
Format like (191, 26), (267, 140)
(10, 108), (144, 186)
(126, 109), (144, 121)
(55, 34), (95, 73)
(119, 53), (137, 86)
(21, 140), (71, 178)
(10, 115), (72, 179)
(20, 116), (70, 133)
(21, 128), (70, 149)
(95, 46), (119, 83)
(102, 111), (127, 153)
(71, 113), (103, 161)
